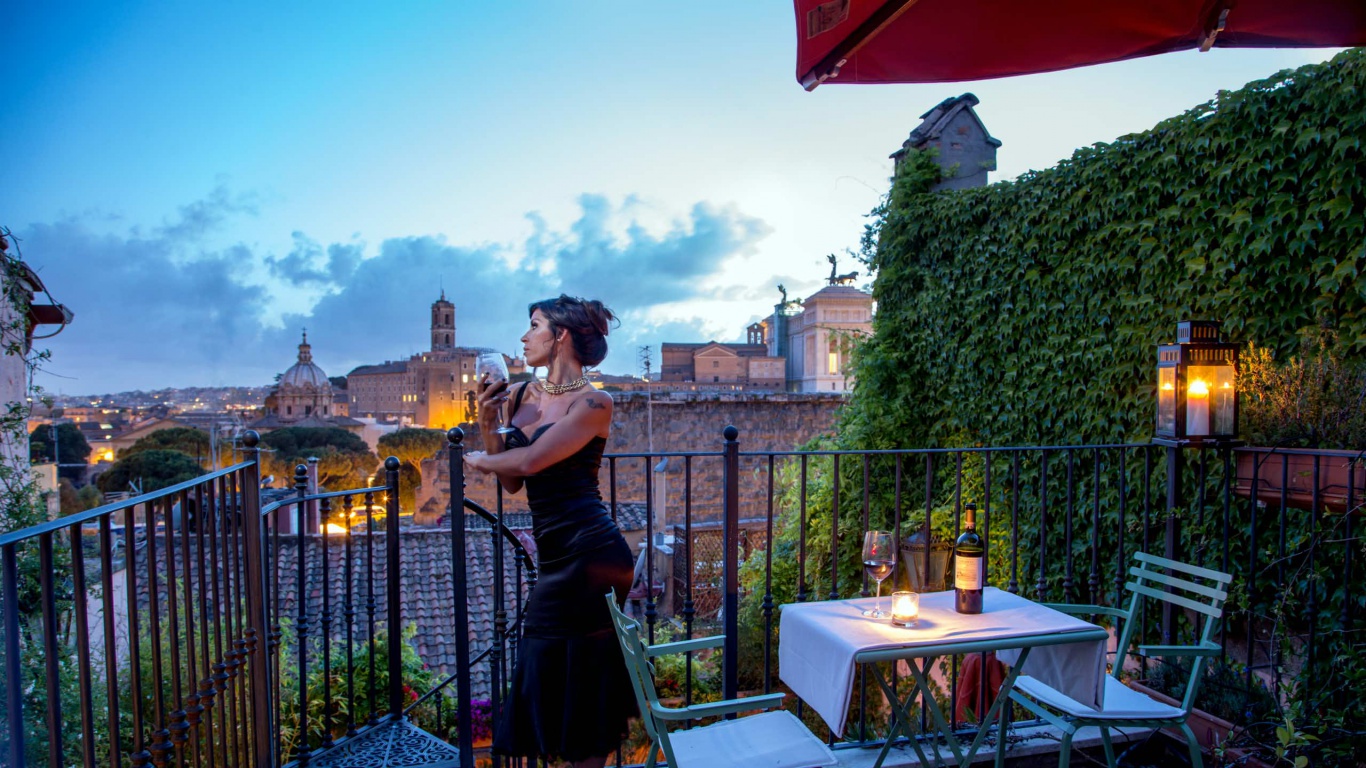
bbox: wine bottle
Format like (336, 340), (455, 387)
(954, 503), (985, 614)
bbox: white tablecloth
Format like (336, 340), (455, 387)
(778, 587), (1107, 735)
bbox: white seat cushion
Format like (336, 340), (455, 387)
(1014, 675), (1186, 720)
(669, 709), (839, 768)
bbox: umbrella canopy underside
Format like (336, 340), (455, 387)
(795, 0), (1366, 87)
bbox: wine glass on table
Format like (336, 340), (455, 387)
(476, 352), (517, 435)
(862, 530), (895, 618)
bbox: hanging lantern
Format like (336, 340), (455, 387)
(1156, 321), (1239, 443)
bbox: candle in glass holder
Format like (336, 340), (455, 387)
(1186, 378), (1210, 436)
(890, 591), (919, 627)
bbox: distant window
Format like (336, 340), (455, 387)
(286, 406), (292, 415)
(713, 360), (719, 368)
(713, 376), (719, 382)
(305, 405), (312, 415)
(828, 352), (839, 375)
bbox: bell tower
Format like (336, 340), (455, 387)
(431, 291), (455, 352)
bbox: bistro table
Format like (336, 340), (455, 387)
(779, 587), (1109, 768)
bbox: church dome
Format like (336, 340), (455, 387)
(281, 332), (331, 391)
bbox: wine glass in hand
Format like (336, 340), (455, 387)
(862, 530), (895, 618)
(476, 352), (517, 435)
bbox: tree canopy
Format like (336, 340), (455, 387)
(29, 422), (91, 481)
(377, 427), (446, 468)
(96, 449), (205, 494)
(259, 427), (378, 489)
(121, 427), (212, 466)
(372, 460), (422, 516)
(29, 422), (92, 464)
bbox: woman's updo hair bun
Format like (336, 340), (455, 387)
(529, 294), (618, 367)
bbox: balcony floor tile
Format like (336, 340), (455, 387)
(308, 719), (463, 768)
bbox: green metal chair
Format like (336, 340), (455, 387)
(604, 590), (837, 768)
(995, 552), (1233, 768)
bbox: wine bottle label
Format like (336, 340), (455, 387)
(955, 555), (984, 590)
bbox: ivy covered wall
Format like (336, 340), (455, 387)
(844, 49), (1366, 451)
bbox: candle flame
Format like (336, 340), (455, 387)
(1188, 379), (1210, 396)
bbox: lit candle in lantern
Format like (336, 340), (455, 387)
(890, 591), (919, 627)
(1186, 378), (1210, 436)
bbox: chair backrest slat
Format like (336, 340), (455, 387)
(1119, 554), (1233, 714)
(1128, 566), (1228, 602)
(1124, 581), (1224, 617)
(1133, 551), (1232, 584)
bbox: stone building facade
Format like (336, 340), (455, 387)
(251, 333), (364, 434)
(420, 391), (846, 525)
(658, 342), (785, 389)
(2, 252), (72, 484)
(662, 281), (873, 395)
(347, 292), (521, 430)
(749, 283), (873, 393)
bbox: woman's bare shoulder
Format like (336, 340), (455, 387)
(572, 389), (613, 413)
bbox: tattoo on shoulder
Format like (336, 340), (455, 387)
(584, 398), (606, 410)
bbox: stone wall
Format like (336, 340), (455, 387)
(1, 265), (30, 471)
(417, 391), (846, 525)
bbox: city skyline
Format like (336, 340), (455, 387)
(3, 3), (1343, 393)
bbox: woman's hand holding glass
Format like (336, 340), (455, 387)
(475, 352), (515, 435)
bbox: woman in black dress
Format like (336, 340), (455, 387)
(463, 295), (636, 768)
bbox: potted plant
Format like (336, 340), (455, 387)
(1234, 329), (1366, 513)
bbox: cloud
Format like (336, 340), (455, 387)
(156, 184), (258, 242)
(24, 190), (772, 392)
(264, 232), (363, 287)
(21, 217), (275, 391)
(528, 195), (772, 309)
(280, 195), (771, 377)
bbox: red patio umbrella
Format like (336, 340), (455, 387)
(795, 0), (1366, 89)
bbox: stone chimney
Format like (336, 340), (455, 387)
(890, 93), (1001, 191)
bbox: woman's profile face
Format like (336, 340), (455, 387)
(521, 309), (558, 367)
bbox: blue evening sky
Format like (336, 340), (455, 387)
(2, 2), (1343, 393)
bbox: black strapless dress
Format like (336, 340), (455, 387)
(491, 419), (638, 762)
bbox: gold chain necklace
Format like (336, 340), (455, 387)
(541, 375), (589, 395)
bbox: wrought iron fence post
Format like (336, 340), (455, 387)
(1163, 444), (1183, 645)
(3, 544), (23, 768)
(293, 463), (312, 764)
(384, 456), (404, 718)
(722, 425), (739, 704)
(447, 429), (475, 768)
(240, 431), (275, 768)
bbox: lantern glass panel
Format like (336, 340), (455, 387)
(1186, 364), (1229, 437)
(1212, 365), (1235, 434)
(1157, 367), (1177, 435)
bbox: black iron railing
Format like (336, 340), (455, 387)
(3, 425), (1359, 767)
(0, 428), (539, 768)
(487, 431), (1356, 764)
(1, 435), (271, 768)
(263, 430), (537, 768)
